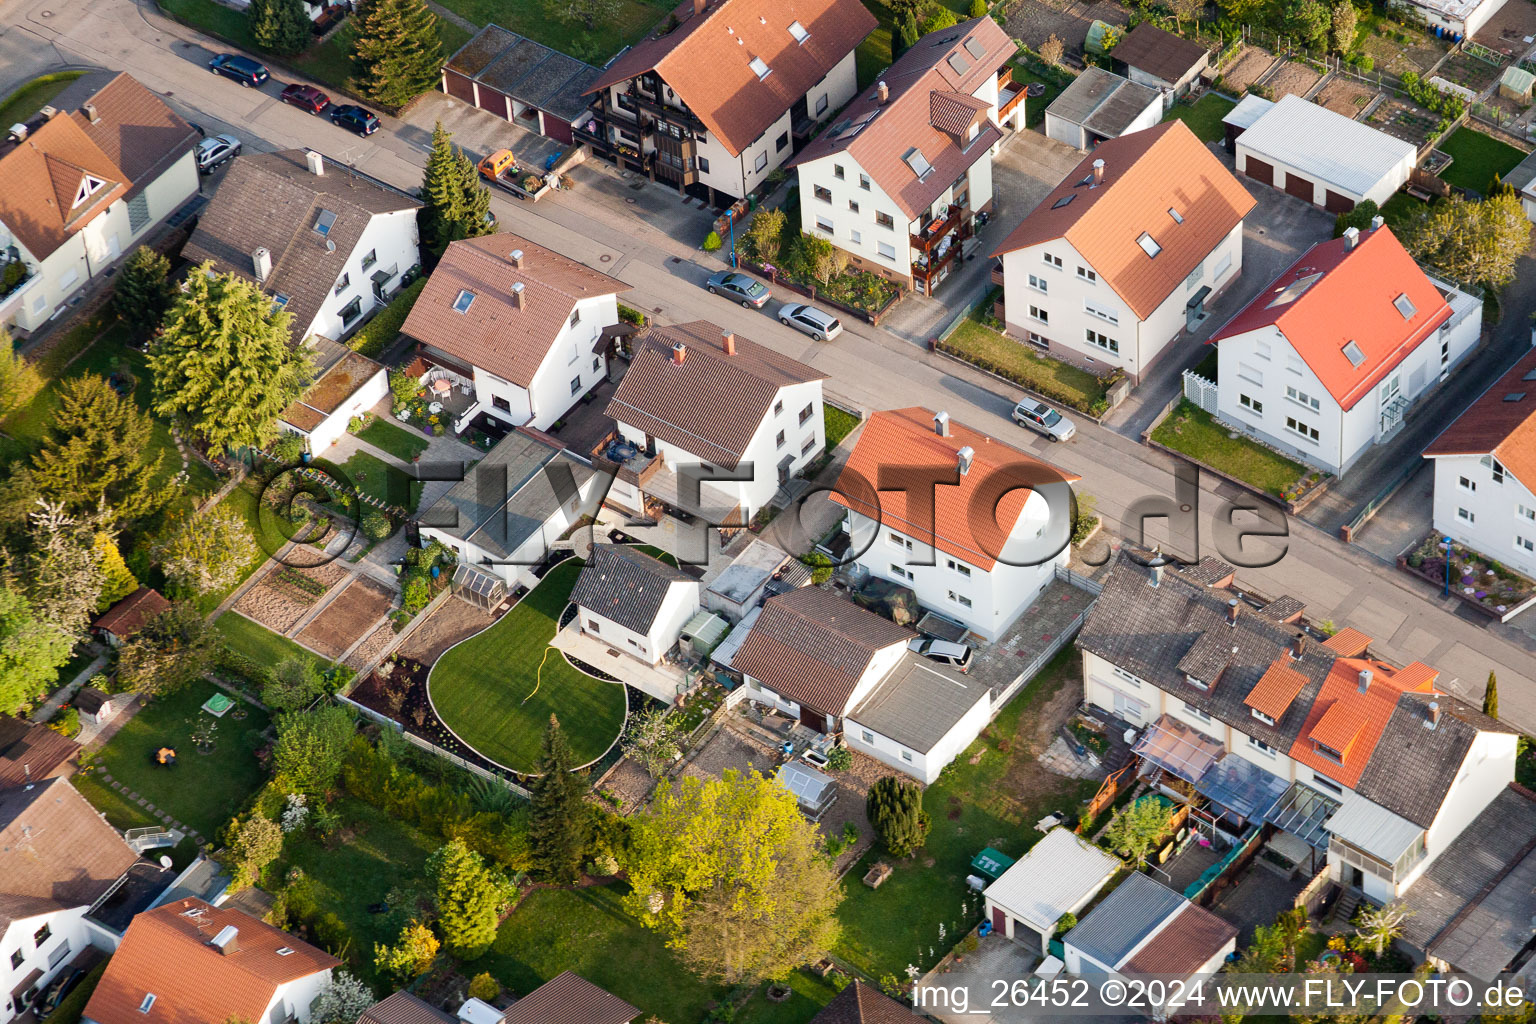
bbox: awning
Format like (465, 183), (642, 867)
(1186, 285), (1212, 311)
(972, 847), (1016, 881)
(1195, 753), (1288, 822)
(1266, 781), (1341, 850)
(1133, 715), (1224, 784)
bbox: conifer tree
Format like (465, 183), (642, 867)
(31, 374), (169, 522)
(114, 247), (174, 337)
(250, 0), (312, 55)
(866, 776), (929, 856)
(895, 9), (920, 58)
(528, 714), (589, 883)
(93, 532), (138, 611)
(419, 122), (492, 258)
(429, 838), (511, 959)
(1484, 671), (1499, 720)
(351, 0), (444, 109)
(0, 329), (41, 420)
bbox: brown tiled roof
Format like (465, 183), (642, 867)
(280, 349), (384, 434)
(605, 320), (826, 469)
(0, 778), (140, 931)
(1425, 346), (1536, 493)
(991, 120), (1255, 320)
(93, 586), (171, 638)
(65, 72), (200, 200)
(811, 981), (925, 1024)
(0, 716), (79, 789)
(183, 150), (421, 343)
(504, 971), (640, 1024)
(402, 234), (628, 388)
(584, 0), (877, 156)
(85, 898), (339, 1024)
(732, 587), (911, 715)
(1244, 659), (1309, 720)
(0, 114), (128, 260)
(1111, 22), (1208, 85)
(359, 991), (457, 1024)
(1121, 903), (1236, 977)
(789, 18), (1012, 221)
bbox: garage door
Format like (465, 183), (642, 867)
(477, 89), (509, 120)
(1245, 156), (1273, 186)
(1325, 189), (1355, 213)
(1284, 172), (1314, 203)
(443, 69), (475, 104)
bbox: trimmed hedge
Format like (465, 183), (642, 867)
(348, 278), (427, 359)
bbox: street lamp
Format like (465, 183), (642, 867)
(1442, 536), (1454, 596)
(727, 207), (738, 268)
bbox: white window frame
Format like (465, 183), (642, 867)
(1076, 266), (1097, 282)
(1028, 305), (1049, 324)
(1286, 385), (1321, 412)
(1239, 393), (1263, 414)
(1028, 274), (1048, 293)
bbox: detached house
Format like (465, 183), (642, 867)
(402, 234), (629, 433)
(830, 407), (1079, 641)
(579, 0), (876, 202)
(1112, 22), (1210, 104)
(0, 72), (199, 334)
(787, 17), (1016, 295)
(1423, 347), (1536, 585)
(1078, 550), (1518, 905)
(992, 121), (1255, 384)
(603, 321), (826, 525)
(570, 544), (701, 667)
(1209, 223), (1481, 476)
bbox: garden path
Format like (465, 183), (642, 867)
(30, 649), (109, 724)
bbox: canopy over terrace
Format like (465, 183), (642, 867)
(1266, 781), (1340, 850)
(1133, 715), (1224, 784)
(1195, 752), (1288, 828)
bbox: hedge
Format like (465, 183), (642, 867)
(348, 278), (427, 359)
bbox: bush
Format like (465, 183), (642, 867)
(1055, 911), (1077, 934)
(47, 706), (80, 738)
(703, 230), (723, 252)
(360, 506), (392, 541)
(867, 776), (930, 856)
(469, 973), (500, 1002)
(347, 278), (426, 358)
(402, 576), (430, 616)
(618, 303), (649, 327)
(825, 745), (852, 772)
(801, 551), (834, 584)
(969, 0), (987, 14)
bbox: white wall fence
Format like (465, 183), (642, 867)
(1183, 370), (1219, 414)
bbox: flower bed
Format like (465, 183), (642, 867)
(1400, 534), (1536, 620)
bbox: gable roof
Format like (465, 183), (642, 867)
(92, 586), (171, 638)
(1066, 872), (1187, 969)
(584, 0), (876, 156)
(1045, 67), (1162, 137)
(60, 72), (200, 200)
(0, 113), (128, 260)
(811, 981), (925, 1024)
(1208, 226), (1453, 411)
(402, 233), (629, 388)
(0, 716), (80, 789)
(1424, 346), (1536, 493)
(503, 971), (639, 1024)
(828, 407), (1080, 572)
(1112, 22), (1209, 83)
(85, 898), (339, 1024)
(732, 587), (911, 715)
(982, 828), (1120, 932)
(1120, 902), (1237, 977)
(183, 150), (421, 343)
(1354, 692), (1512, 828)
(787, 18), (1011, 221)
(445, 25), (605, 123)
(991, 121), (1255, 320)
(847, 649), (989, 753)
(605, 320), (825, 469)
(570, 544), (696, 635)
(359, 991), (458, 1024)
(1232, 94), (1417, 198)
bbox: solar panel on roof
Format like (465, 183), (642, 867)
(963, 36), (986, 59)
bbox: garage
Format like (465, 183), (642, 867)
(1245, 156), (1274, 186)
(443, 69), (475, 104)
(1284, 172), (1313, 202)
(440, 24), (603, 144)
(476, 89), (509, 119)
(1325, 189), (1354, 213)
(982, 829), (1120, 953)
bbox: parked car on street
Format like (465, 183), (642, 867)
(908, 636), (973, 672)
(194, 133), (241, 174)
(207, 53), (269, 88)
(778, 302), (842, 341)
(280, 83), (330, 114)
(1011, 397), (1076, 442)
(705, 270), (769, 308)
(329, 104), (379, 136)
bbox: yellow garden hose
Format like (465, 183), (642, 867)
(524, 647), (555, 704)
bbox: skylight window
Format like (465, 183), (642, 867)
(963, 36), (986, 59)
(276, 947), (294, 956)
(313, 209), (337, 237)
(453, 289), (476, 313)
(1051, 194), (1075, 209)
(1392, 293), (1416, 319)
(1265, 272), (1323, 308)
(1168, 207), (1184, 224)
(946, 53), (971, 75)
(749, 56), (770, 79)
(788, 19), (808, 42)
(139, 995), (157, 1014)
(902, 147), (933, 179)
(272, 294), (290, 310)
(1525, 368), (1536, 381)
(73, 173), (108, 209)
(1342, 340), (1365, 368)
(1505, 392), (1527, 402)
(1137, 232), (1162, 258)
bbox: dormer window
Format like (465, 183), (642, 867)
(749, 56), (770, 79)
(1314, 740), (1345, 764)
(1185, 674), (1209, 691)
(73, 173), (109, 209)
(788, 19), (808, 42)
(1251, 708), (1275, 726)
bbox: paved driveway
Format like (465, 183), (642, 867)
(919, 935), (1141, 1024)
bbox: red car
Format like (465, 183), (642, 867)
(280, 83), (330, 114)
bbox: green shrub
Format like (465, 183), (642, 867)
(617, 303), (648, 327)
(826, 745), (853, 771)
(867, 776), (929, 856)
(469, 973), (500, 1002)
(801, 551), (834, 584)
(361, 506), (392, 541)
(348, 278), (427, 358)
(703, 230), (723, 252)
(41, 960), (106, 1024)
(402, 576), (430, 615)
(969, 0), (987, 14)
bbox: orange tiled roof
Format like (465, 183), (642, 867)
(0, 113), (129, 260)
(1289, 656), (1441, 786)
(828, 407), (1079, 572)
(1424, 346), (1536, 495)
(1244, 658), (1309, 720)
(1322, 627), (1372, 657)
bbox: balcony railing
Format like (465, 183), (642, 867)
(910, 204), (963, 254)
(625, 83), (707, 134)
(997, 68), (1027, 121)
(573, 118), (617, 154)
(912, 239), (964, 289)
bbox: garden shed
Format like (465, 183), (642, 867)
(1500, 65), (1533, 103)
(983, 828), (1120, 952)
(777, 761), (838, 819)
(678, 610), (730, 657)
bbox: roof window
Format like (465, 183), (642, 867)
(963, 36), (986, 59)
(1266, 271), (1322, 308)
(139, 995), (157, 1014)
(1137, 232), (1162, 258)
(749, 56), (770, 79)
(453, 289), (476, 313)
(1392, 293), (1416, 319)
(946, 53), (971, 75)
(1168, 207), (1184, 224)
(1342, 340), (1365, 367)
(313, 209), (337, 237)
(1505, 392), (1527, 402)
(1051, 194), (1075, 209)
(788, 19), (808, 42)
(272, 294), (290, 310)
(276, 947), (294, 956)
(903, 147), (934, 180)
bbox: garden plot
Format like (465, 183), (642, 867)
(1260, 61), (1322, 100)
(232, 559), (348, 635)
(296, 577), (396, 660)
(1315, 76), (1378, 118)
(1366, 97), (1442, 147)
(1436, 50), (1504, 94)
(1002, 0), (1128, 54)
(1219, 46), (1278, 93)
(396, 597), (495, 664)
(1360, 21), (1448, 75)
(345, 622), (397, 672)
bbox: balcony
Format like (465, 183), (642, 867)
(912, 239), (964, 291)
(625, 83), (707, 134)
(910, 204), (963, 254)
(997, 67), (1028, 122)
(573, 117), (617, 154)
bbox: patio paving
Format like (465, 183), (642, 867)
(968, 578), (1099, 700)
(546, 377), (620, 459)
(1209, 861), (1308, 946)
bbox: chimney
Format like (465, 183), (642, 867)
(721, 329), (736, 356)
(1426, 700), (1441, 730)
(933, 410), (950, 437)
(252, 247), (272, 283)
(1226, 598), (1239, 626)
(1370, 215), (1385, 230)
(672, 342), (686, 365)
(305, 151), (324, 177)
(1150, 563), (1163, 588)
(511, 281), (525, 309)
(957, 445), (975, 476)
(1291, 634), (1306, 660)
(81, 102), (98, 123)
(510, 248), (524, 268)
(1342, 226), (1360, 250)
(693, 0), (705, 13)
(1092, 158), (1104, 185)
(209, 926), (239, 955)
(877, 80), (889, 104)
(1357, 668), (1372, 693)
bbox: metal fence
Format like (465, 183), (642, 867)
(1055, 563), (1104, 595)
(1182, 370), (1219, 414)
(1339, 458), (1422, 543)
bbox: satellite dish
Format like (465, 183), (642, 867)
(159, 856), (173, 869)
(325, 239), (335, 252)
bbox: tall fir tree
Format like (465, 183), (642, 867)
(114, 247), (174, 338)
(351, 0), (443, 109)
(1484, 671), (1499, 720)
(419, 122), (492, 258)
(148, 263), (312, 456)
(428, 839), (509, 959)
(527, 714), (590, 883)
(31, 373), (170, 522)
(250, 0), (311, 56)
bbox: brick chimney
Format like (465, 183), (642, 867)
(672, 342), (686, 365)
(1291, 634), (1306, 660)
(877, 80), (889, 104)
(1226, 598), (1239, 627)
(721, 330), (736, 356)
(511, 281), (525, 310)
(693, 0), (705, 14)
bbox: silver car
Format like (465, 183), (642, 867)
(195, 134), (241, 174)
(778, 302), (842, 341)
(909, 636), (973, 672)
(1012, 398), (1076, 442)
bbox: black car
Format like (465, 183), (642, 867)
(207, 53), (269, 88)
(329, 104), (379, 136)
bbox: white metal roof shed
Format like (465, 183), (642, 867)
(1221, 93), (1273, 133)
(1233, 94), (1416, 199)
(984, 828), (1120, 941)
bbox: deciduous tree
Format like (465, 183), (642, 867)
(0, 582), (74, 715)
(528, 714), (589, 882)
(624, 708), (682, 779)
(250, 0), (311, 55)
(429, 838), (513, 959)
(866, 776), (929, 856)
(1329, 1), (1358, 54)
(0, 329), (41, 420)
(1102, 795), (1173, 868)
(225, 814), (283, 891)
(10, 499), (106, 639)
(150, 263), (312, 455)
(114, 247), (174, 336)
(351, 0), (444, 109)
(1352, 901), (1411, 956)
(419, 122), (493, 257)
(273, 704), (355, 794)
(1168, 0), (1204, 32)
(374, 920), (439, 982)
(1038, 33), (1065, 67)
(744, 207), (786, 265)
(31, 373), (170, 522)
(115, 603), (213, 696)
(1405, 192), (1531, 289)
(156, 504), (257, 598)
(1282, 0), (1329, 48)
(263, 656), (327, 713)
(626, 769), (841, 985)
(309, 971), (375, 1024)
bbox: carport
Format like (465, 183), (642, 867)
(982, 829), (1120, 952)
(441, 26), (603, 145)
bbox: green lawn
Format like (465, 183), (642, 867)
(335, 450), (422, 512)
(1149, 399), (1308, 498)
(355, 416), (429, 462)
(1436, 127), (1527, 194)
(428, 0), (665, 64)
(1380, 191), (1430, 235)
(215, 611), (331, 669)
(429, 559), (626, 772)
(1164, 93), (1235, 143)
(76, 679), (271, 838)
(0, 71), (85, 131)
(1007, 61), (1066, 130)
(825, 405), (861, 449)
(941, 317), (1110, 415)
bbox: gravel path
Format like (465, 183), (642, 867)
(346, 622), (398, 671)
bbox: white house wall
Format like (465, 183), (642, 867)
(263, 969), (332, 1024)
(1430, 454), (1536, 579)
(1389, 0), (1508, 37)
(307, 207), (420, 344)
(797, 150), (917, 281)
(1, 908), (90, 1024)
(522, 293), (619, 430)
(579, 580), (700, 665)
(1046, 95), (1161, 152)
(302, 367), (389, 452)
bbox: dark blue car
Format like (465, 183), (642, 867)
(207, 53), (269, 88)
(330, 104), (380, 137)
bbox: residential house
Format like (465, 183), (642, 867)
(0, 72), (199, 334)
(602, 321), (827, 525)
(417, 428), (605, 593)
(457, 971), (640, 1024)
(579, 0), (876, 201)
(1044, 68), (1163, 151)
(359, 991), (456, 1024)
(569, 544), (701, 667)
(992, 121), (1255, 383)
(786, 17), (1017, 295)
(402, 233), (629, 434)
(441, 26), (604, 145)
(277, 348), (390, 453)
(1223, 94), (1416, 211)
(829, 407), (1079, 641)
(1077, 549), (1519, 905)
(83, 898), (339, 1024)
(844, 638), (992, 782)
(1112, 23), (1210, 104)
(982, 827), (1121, 951)
(92, 586), (171, 646)
(0, 716), (79, 789)
(0, 778), (172, 1024)
(809, 980), (925, 1023)
(1423, 346), (1536, 584)
(1208, 223), (1481, 476)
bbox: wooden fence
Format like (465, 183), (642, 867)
(1083, 761), (1136, 824)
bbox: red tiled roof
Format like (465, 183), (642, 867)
(1208, 226), (1453, 411)
(0, 113), (128, 260)
(1321, 627), (1372, 657)
(1424, 346), (1536, 494)
(0, 778), (140, 931)
(828, 407), (1080, 572)
(1289, 656), (1441, 786)
(1244, 658), (1309, 720)
(811, 982), (926, 1024)
(92, 587), (171, 638)
(991, 121), (1254, 320)
(69, 73), (200, 199)
(584, 0), (877, 156)
(1121, 903), (1236, 977)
